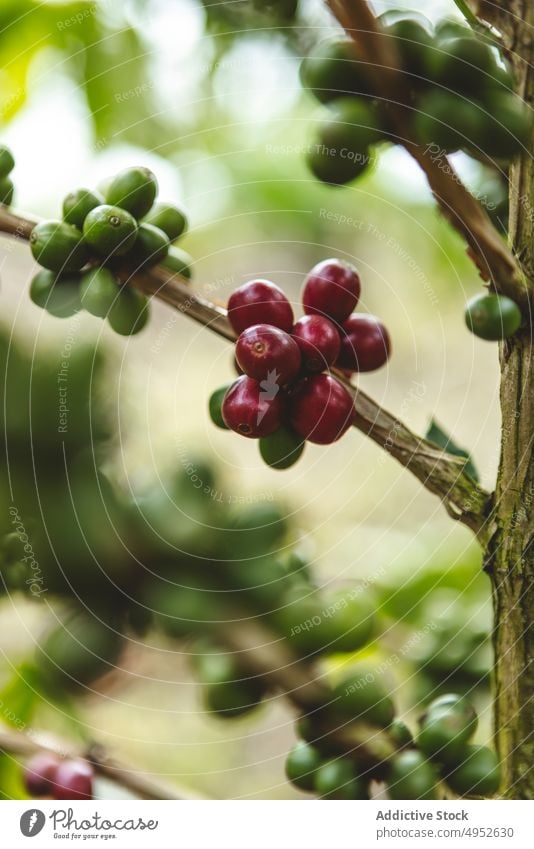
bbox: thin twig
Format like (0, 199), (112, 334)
(0, 206), (491, 539)
(0, 724), (202, 800)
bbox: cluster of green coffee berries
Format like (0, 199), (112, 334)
(287, 690), (500, 799)
(301, 12), (531, 185)
(0, 144), (15, 205)
(28, 166), (192, 335)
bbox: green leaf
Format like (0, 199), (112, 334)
(0, 662), (43, 728)
(426, 419), (479, 482)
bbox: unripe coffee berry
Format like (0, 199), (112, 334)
(236, 324), (301, 385)
(222, 375), (285, 438)
(302, 259), (360, 324)
(289, 374), (354, 444)
(227, 279), (294, 335)
(337, 313), (391, 372)
(292, 315), (341, 372)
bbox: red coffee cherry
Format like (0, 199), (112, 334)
(23, 753), (60, 797)
(52, 758), (94, 800)
(236, 324), (301, 385)
(227, 279), (294, 335)
(292, 315), (341, 372)
(302, 259), (361, 323)
(289, 374), (355, 444)
(222, 375), (285, 438)
(337, 313), (391, 372)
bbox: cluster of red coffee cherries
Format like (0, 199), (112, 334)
(209, 259), (390, 468)
(23, 751), (94, 800)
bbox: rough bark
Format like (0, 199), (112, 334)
(480, 0), (534, 800)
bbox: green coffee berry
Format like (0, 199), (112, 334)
(418, 696), (477, 763)
(105, 166), (158, 218)
(314, 757), (367, 799)
(125, 223), (169, 270)
(160, 246), (193, 279)
(285, 740), (323, 791)
(30, 220), (88, 272)
(387, 750), (439, 800)
(209, 385), (231, 429)
(331, 666), (395, 727)
(143, 202), (188, 241)
(37, 613), (123, 690)
(259, 426), (304, 469)
(29, 270), (82, 318)
(107, 286), (149, 336)
(307, 97), (381, 185)
(300, 39), (373, 104)
(79, 267), (119, 317)
(445, 745), (501, 796)
(0, 176), (14, 206)
(83, 204), (138, 257)
(62, 188), (103, 229)
(465, 293), (521, 341)
(0, 144), (15, 177)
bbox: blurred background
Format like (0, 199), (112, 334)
(0, 0), (499, 799)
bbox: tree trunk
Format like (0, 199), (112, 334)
(485, 1), (534, 799)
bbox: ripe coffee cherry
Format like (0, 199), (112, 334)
(302, 259), (360, 324)
(125, 223), (169, 270)
(83, 204), (138, 257)
(337, 313), (391, 372)
(236, 324), (301, 384)
(387, 750), (438, 800)
(143, 201), (188, 241)
(465, 293), (521, 341)
(300, 39), (373, 104)
(79, 267), (119, 317)
(30, 220), (88, 273)
(161, 246), (193, 280)
(332, 666), (395, 727)
(292, 315), (341, 372)
(52, 759), (94, 800)
(23, 753), (60, 797)
(0, 144), (15, 177)
(289, 374), (354, 445)
(209, 385), (231, 429)
(62, 188), (103, 229)
(445, 745), (501, 796)
(105, 166), (158, 219)
(108, 286), (150, 336)
(222, 375), (284, 438)
(314, 758), (367, 800)
(259, 425), (305, 469)
(285, 741), (322, 792)
(227, 280), (294, 335)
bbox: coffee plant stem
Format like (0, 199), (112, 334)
(326, 0), (530, 310)
(0, 205), (491, 538)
